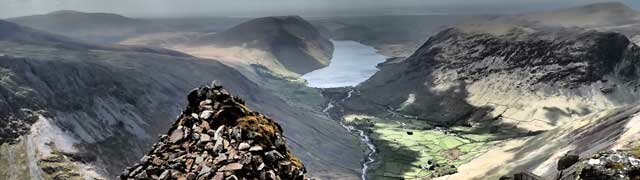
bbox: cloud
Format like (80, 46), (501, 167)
(0, 0), (633, 18)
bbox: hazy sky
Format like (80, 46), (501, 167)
(1, 0), (638, 18)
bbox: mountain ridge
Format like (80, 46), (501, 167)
(344, 27), (640, 127)
(504, 1), (640, 28)
(193, 16), (334, 75)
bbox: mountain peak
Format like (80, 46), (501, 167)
(563, 2), (638, 16)
(580, 1), (633, 11)
(120, 85), (308, 180)
(47, 10), (85, 15)
(199, 15), (334, 74)
(45, 10), (130, 18)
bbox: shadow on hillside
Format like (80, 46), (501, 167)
(335, 77), (540, 179)
(367, 135), (421, 179)
(543, 106), (592, 126)
(476, 106), (639, 179)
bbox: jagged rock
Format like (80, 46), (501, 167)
(265, 150), (285, 163)
(119, 85), (308, 180)
(576, 150), (640, 180)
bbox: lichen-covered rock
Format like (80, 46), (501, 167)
(119, 84), (308, 180)
(577, 150), (640, 180)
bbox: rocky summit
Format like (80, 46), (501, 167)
(119, 84), (307, 180)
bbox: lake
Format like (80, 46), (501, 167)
(302, 40), (387, 88)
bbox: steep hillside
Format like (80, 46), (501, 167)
(123, 16), (334, 76)
(311, 15), (494, 57)
(325, 27), (640, 179)
(203, 16), (333, 74)
(345, 28), (640, 129)
(0, 20), (362, 180)
(439, 104), (640, 179)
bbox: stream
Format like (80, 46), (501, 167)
(322, 90), (377, 180)
(302, 40), (386, 180)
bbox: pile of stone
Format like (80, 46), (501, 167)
(576, 150), (640, 180)
(119, 84), (308, 180)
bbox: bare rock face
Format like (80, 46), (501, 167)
(119, 85), (308, 180)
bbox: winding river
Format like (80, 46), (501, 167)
(303, 40), (386, 180)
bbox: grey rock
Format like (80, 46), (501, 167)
(220, 163), (243, 171)
(249, 146), (263, 152)
(265, 150), (284, 163)
(200, 134), (211, 143)
(158, 170), (170, 180)
(170, 127), (184, 143)
(238, 143), (250, 150)
(199, 165), (212, 176)
(557, 152), (580, 170)
(200, 110), (214, 120)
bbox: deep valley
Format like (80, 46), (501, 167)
(2, 1), (640, 180)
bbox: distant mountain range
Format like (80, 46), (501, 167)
(504, 2), (640, 28)
(6, 10), (248, 44)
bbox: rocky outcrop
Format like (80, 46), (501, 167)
(120, 85), (307, 180)
(560, 150), (640, 180)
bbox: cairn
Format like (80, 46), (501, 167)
(120, 84), (307, 180)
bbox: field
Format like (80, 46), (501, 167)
(343, 114), (516, 179)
